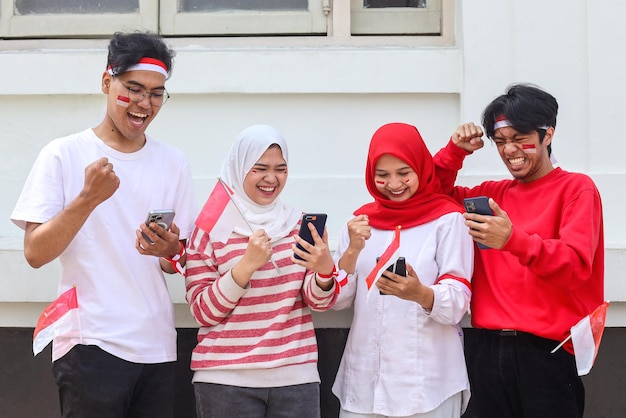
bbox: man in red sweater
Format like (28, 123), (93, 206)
(433, 83), (604, 418)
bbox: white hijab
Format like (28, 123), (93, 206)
(220, 124), (301, 242)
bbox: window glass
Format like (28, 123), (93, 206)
(179, 0), (307, 12)
(15, 0), (138, 14)
(160, 0), (323, 36)
(351, 0), (439, 35)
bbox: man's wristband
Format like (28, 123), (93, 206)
(163, 242), (185, 275)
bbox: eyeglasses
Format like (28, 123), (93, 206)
(118, 80), (169, 107)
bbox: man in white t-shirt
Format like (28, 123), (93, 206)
(11, 31), (195, 418)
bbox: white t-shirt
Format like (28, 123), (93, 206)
(332, 212), (474, 416)
(11, 128), (195, 363)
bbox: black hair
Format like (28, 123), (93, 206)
(482, 83), (558, 154)
(106, 31), (175, 79)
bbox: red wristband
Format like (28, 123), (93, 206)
(316, 265), (337, 282)
(164, 242), (185, 275)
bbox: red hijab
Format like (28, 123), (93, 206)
(355, 123), (463, 230)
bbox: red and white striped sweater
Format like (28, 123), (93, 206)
(185, 224), (338, 387)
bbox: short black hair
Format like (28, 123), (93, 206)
(106, 31), (175, 79)
(482, 83), (558, 139)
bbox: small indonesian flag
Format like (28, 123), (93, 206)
(365, 226), (401, 299)
(195, 178), (242, 243)
(570, 301), (609, 376)
(33, 286), (80, 356)
(116, 95), (130, 107)
(522, 144), (537, 154)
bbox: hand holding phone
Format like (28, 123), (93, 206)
(294, 213), (327, 261)
(463, 196), (492, 249)
(377, 256), (406, 295)
(142, 209), (175, 244)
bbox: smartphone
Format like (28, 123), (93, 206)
(142, 209), (175, 244)
(394, 257), (406, 277)
(463, 196), (492, 249)
(377, 256), (406, 295)
(294, 213), (327, 261)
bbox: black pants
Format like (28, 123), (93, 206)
(463, 329), (584, 418)
(52, 344), (175, 418)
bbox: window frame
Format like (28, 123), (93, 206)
(0, 0), (451, 44)
(350, 0), (441, 35)
(158, 0), (328, 36)
(0, 0), (157, 38)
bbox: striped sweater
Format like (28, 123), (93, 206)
(185, 223), (338, 387)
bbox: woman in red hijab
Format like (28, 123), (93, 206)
(331, 123), (474, 418)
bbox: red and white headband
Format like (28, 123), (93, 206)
(493, 114), (550, 131)
(493, 115), (512, 131)
(107, 57), (169, 78)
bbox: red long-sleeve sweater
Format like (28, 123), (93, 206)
(434, 141), (604, 349)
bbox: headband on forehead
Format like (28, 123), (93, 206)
(493, 115), (512, 131)
(107, 57), (169, 78)
(493, 114), (551, 132)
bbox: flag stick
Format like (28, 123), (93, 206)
(73, 284), (83, 345)
(217, 177), (282, 274)
(551, 334), (571, 354)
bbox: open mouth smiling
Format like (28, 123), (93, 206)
(508, 157), (525, 166)
(128, 111), (148, 126)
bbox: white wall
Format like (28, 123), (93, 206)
(1, 0), (625, 327)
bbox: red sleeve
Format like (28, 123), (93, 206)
(433, 139), (474, 202)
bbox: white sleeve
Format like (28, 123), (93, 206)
(11, 142), (65, 230)
(332, 223), (358, 311)
(428, 213), (474, 324)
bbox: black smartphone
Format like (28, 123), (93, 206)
(463, 196), (492, 249)
(294, 213), (327, 261)
(394, 257), (406, 277)
(377, 256), (406, 295)
(142, 209), (175, 244)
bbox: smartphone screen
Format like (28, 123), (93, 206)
(463, 196), (492, 249)
(294, 213), (327, 261)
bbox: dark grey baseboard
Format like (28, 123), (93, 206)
(1, 327), (623, 418)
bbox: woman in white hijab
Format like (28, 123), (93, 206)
(185, 124), (339, 418)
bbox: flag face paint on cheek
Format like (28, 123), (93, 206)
(116, 95), (130, 107)
(375, 180), (385, 185)
(522, 144), (537, 154)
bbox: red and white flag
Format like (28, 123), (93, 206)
(116, 95), (130, 107)
(365, 226), (401, 300)
(195, 178), (242, 243)
(570, 301), (609, 376)
(33, 286), (80, 356)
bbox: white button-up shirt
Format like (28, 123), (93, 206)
(331, 213), (473, 416)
